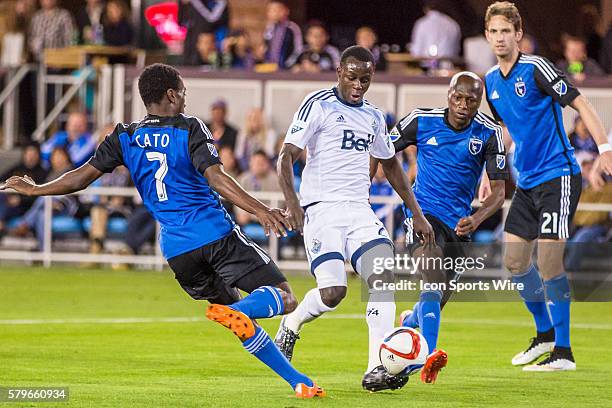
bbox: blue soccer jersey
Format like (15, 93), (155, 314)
(485, 53), (581, 189)
(89, 114), (234, 259)
(391, 108), (508, 230)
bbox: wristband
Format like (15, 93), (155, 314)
(598, 143), (612, 154)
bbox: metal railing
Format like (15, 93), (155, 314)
(0, 187), (610, 272)
(0, 65), (36, 149)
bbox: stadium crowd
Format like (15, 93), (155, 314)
(0, 0), (611, 267)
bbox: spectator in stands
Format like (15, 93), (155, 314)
(205, 99), (238, 149)
(76, 0), (105, 45)
(556, 35), (605, 83)
(102, 0), (133, 46)
(11, 147), (77, 249)
(235, 150), (281, 238)
(29, 0), (75, 61)
(518, 33), (536, 54)
(191, 32), (221, 68)
(410, 0), (461, 58)
(179, 0), (229, 66)
(292, 21), (340, 73)
(569, 116), (599, 155)
(41, 112), (96, 168)
(356, 26), (387, 72)
(564, 152), (612, 271)
(0, 143), (48, 237)
(262, 0), (302, 70)
(235, 108), (277, 170)
(221, 29), (255, 69)
(600, 22), (612, 74)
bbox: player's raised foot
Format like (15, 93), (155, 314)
(420, 349), (448, 384)
(511, 330), (555, 366)
(206, 304), (255, 341)
(294, 383), (325, 398)
(399, 309), (414, 327)
(362, 365), (409, 392)
(274, 315), (300, 361)
(523, 347), (576, 372)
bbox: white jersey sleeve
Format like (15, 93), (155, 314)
(369, 111), (395, 160)
(284, 96), (324, 149)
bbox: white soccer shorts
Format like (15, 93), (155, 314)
(303, 201), (394, 288)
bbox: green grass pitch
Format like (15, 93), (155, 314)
(1, 266), (611, 407)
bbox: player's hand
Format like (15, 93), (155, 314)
(598, 151), (612, 176)
(455, 216), (478, 237)
(413, 214), (434, 249)
(255, 207), (290, 238)
(478, 178), (492, 203)
(0, 175), (37, 196)
(284, 201), (305, 234)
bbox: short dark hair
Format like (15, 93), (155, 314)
(138, 63), (182, 107)
(340, 45), (375, 65)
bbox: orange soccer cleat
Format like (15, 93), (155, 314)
(420, 349), (448, 384)
(206, 304), (255, 341)
(294, 383), (326, 398)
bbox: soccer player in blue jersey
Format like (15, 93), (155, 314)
(1, 63), (325, 398)
(389, 72), (508, 383)
(483, 2), (612, 371)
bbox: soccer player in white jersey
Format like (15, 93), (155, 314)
(274, 46), (434, 392)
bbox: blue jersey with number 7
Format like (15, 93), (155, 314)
(88, 113), (234, 259)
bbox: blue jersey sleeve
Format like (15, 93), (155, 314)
(391, 111), (418, 152)
(532, 56), (580, 107)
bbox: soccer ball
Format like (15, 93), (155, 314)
(379, 327), (429, 375)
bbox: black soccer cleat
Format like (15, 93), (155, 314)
(274, 316), (300, 361)
(362, 365), (409, 392)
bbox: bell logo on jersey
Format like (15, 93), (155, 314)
(469, 137), (483, 155)
(553, 79), (568, 96)
(496, 154), (506, 169)
(341, 130), (374, 152)
(515, 77), (526, 97)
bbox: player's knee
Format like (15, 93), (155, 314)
(504, 251), (530, 274)
(282, 291), (298, 314)
(319, 286), (346, 308)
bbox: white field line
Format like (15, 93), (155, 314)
(0, 314), (611, 330)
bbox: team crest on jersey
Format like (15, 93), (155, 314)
(496, 154), (506, 169)
(390, 127), (401, 142)
(469, 137), (483, 155)
(207, 143), (218, 157)
(552, 79), (568, 96)
(515, 77), (526, 97)
(311, 238), (322, 254)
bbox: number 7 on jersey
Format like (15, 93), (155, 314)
(146, 152), (169, 202)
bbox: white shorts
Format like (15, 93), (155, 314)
(303, 201), (393, 288)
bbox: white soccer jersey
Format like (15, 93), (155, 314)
(284, 88), (395, 206)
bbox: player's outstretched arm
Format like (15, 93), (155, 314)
(570, 95), (612, 176)
(0, 163), (103, 196)
(204, 164), (290, 238)
(456, 180), (505, 237)
(380, 155), (434, 246)
(277, 143), (304, 233)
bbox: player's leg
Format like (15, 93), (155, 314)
(524, 174), (581, 371)
(275, 205), (346, 360)
(504, 186), (555, 366)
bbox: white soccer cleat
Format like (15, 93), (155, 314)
(511, 337), (554, 366)
(523, 356), (576, 372)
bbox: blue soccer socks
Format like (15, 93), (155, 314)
(231, 286), (284, 319)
